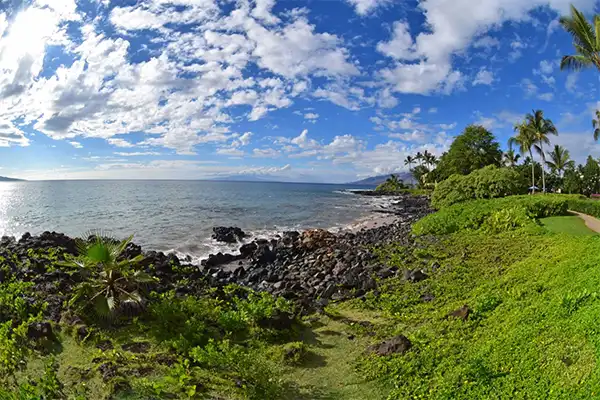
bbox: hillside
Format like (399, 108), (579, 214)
(0, 175), (24, 182)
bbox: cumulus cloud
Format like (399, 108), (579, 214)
(0, 120), (29, 147)
(473, 68), (494, 86)
(345, 0), (390, 15)
(69, 141), (83, 148)
(375, 0), (595, 95)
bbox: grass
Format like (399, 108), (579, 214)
(541, 214), (597, 236)
(349, 231), (600, 398)
(8, 198), (600, 399)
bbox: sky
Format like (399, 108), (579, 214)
(0, 0), (600, 182)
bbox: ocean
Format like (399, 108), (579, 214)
(0, 180), (383, 261)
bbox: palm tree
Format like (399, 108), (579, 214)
(415, 152), (423, 167)
(559, 5), (600, 72)
(509, 121), (537, 193)
(404, 155), (415, 170)
(503, 145), (521, 167)
(593, 110), (600, 141)
(423, 150), (434, 170)
(66, 233), (156, 320)
(545, 145), (572, 177)
(525, 110), (558, 193)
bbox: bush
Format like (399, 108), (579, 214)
(568, 198), (600, 218)
(431, 166), (527, 209)
(413, 195), (568, 235)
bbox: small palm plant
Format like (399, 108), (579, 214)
(66, 232), (156, 320)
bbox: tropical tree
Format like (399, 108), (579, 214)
(509, 121), (537, 193)
(503, 144), (521, 167)
(415, 152), (424, 166)
(593, 110), (600, 141)
(525, 110), (558, 193)
(404, 155), (415, 170)
(66, 233), (156, 321)
(545, 145), (572, 177)
(435, 125), (502, 179)
(559, 5), (600, 72)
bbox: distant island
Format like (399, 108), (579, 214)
(0, 175), (24, 182)
(348, 172), (412, 186)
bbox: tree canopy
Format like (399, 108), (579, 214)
(436, 125), (502, 179)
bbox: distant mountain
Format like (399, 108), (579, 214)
(0, 176), (24, 182)
(215, 174), (278, 182)
(348, 172), (412, 186)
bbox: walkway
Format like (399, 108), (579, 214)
(570, 211), (600, 233)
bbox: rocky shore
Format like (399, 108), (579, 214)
(0, 193), (431, 320)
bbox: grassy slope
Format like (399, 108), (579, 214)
(9, 200), (600, 399)
(541, 214), (597, 236)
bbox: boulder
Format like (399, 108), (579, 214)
(403, 269), (428, 283)
(367, 335), (412, 356)
(447, 305), (471, 321)
(212, 227), (247, 243)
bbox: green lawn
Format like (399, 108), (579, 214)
(541, 214), (597, 235)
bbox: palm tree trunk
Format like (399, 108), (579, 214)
(530, 149), (535, 194)
(540, 143), (546, 193)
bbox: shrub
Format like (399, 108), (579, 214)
(569, 198), (600, 218)
(431, 165), (527, 209)
(413, 195), (568, 235)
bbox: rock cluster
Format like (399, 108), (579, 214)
(198, 194), (432, 307)
(0, 193), (432, 318)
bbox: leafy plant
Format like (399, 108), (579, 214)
(431, 166), (526, 209)
(66, 233), (157, 320)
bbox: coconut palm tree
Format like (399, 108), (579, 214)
(509, 121), (537, 193)
(593, 110), (600, 141)
(415, 152), (424, 167)
(423, 150), (434, 170)
(525, 110), (558, 193)
(404, 155), (415, 170)
(503, 144), (521, 167)
(545, 145), (572, 177)
(559, 5), (600, 72)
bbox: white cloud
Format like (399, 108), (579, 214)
(114, 151), (161, 156)
(377, 22), (418, 60)
(346, 0), (389, 15)
(107, 138), (135, 148)
(291, 129), (320, 149)
(376, 0), (595, 94)
(472, 36), (500, 49)
(304, 112), (319, 121)
(538, 92), (554, 101)
(216, 147), (245, 157)
(566, 73), (578, 93)
(539, 60), (554, 75)
(428, 107), (438, 113)
(0, 120), (29, 147)
(473, 68), (494, 86)
(69, 141), (83, 148)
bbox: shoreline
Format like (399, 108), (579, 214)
(0, 193), (432, 314)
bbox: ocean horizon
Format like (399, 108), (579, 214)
(0, 180), (382, 262)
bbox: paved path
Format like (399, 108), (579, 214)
(570, 211), (600, 233)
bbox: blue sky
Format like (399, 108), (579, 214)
(0, 0), (600, 182)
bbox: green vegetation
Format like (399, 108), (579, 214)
(374, 174), (408, 193)
(431, 165), (526, 209)
(541, 215), (596, 236)
(413, 195), (569, 235)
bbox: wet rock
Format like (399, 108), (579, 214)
(239, 242), (257, 258)
(212, 227), (247, 243)
(367, 335), (412, 356)
(98, 362), (118, 382)
(420, 293), (435, 302)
